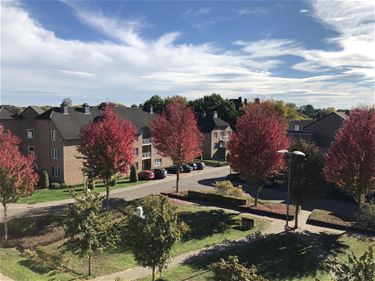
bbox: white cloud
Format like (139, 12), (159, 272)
(0, 1), (373, 108)
(234, 7), (269, 16)
(183, 7), (212, 17)
(300, 9), (308, 14)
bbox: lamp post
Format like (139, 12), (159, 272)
(277, 149), (305, 231)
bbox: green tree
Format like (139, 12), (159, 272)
(125, 196), (188, 281)
(64, 192), (119, 276)
(129, 164), (138, 182)
(211, 255), (268, 281)
(322, 244), (375, 281)
(143, 95), (166, 113)
(289, 139), (326, 228)
(165, 95), (188, 107)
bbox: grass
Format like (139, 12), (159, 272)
(138, 234), (374, 281)
(0, 204), (269, 280)
(17, 178), (147, 204)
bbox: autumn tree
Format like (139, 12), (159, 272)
(125, 196), (188, 281)
(151, 99), (202, 192)
(289, 139), (326, 228)
(79, 107), (136, 210)
(0, 127), (38, 240)
(228, 100), (290, 206)
(64, 191), (119, 276)
(324, 107), (375, 217)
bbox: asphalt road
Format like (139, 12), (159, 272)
(1, 166), (231, 222)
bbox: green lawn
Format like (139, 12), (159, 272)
(138, 234), (374, 281)
(0, 205), (269, 280)
(17, 178), (147, 204)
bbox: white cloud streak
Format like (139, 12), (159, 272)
(1, 1), (374, 108)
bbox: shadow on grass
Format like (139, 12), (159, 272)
(179, 209), (239, 241)
(181, 231), (349, 281)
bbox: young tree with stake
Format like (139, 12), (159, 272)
(324, 107), (375, 218)
(79, 106), (136, 210)
(228, 100), (290, 206)
(151, 99), (202, 192)
(0, 127), (38, 240)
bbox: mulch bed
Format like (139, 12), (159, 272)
(307, 209), (375, 235)
(162, 191), (295, 221)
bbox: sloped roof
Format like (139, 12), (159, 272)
(198, 114), (230, 133)
(0, 106), (19, 120)
(287, 120), (313, 131)
(37, 106), (154, 140)
(304, 111), (348, 130)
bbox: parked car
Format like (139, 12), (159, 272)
(188, 162), (198, 170)
(152, 168), (167, 179)
(138, 170), (155, 180)
(167, 165), (183, 174)
(182, 164), (193, 173)
(195, 162), (205, 170)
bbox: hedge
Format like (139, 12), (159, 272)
(187, 190), (247, 207)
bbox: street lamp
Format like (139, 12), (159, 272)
(277, 149), (306, 231)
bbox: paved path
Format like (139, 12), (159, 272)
(0, 166), (230, 222)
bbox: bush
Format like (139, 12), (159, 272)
(110, 177), (117, 186)
(40, 169), (49, 189)
(211, 255), (268, 281)
(130, 165), (138, 182)
(360, 202), (375, 228)
(213, 180), (245, 198)
(50, 182), (62, 189)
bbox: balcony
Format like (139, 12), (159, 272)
(142, 152), (151, 159)
(142, 138), (151, 145)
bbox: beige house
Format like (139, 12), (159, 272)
(0, 103), (173, 185)
(198, 111), (232, 160)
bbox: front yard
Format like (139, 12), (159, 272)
(0, 203), (269, 280)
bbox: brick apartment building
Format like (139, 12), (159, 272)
(0, 103), (173, 185)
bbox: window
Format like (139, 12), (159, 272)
(220, 131), (224, 137)
(51, 148), (59, 160)
(294, 125), (300, 131)
(51, 130), (57, 141)
(28, 146), (35, 156)
(154, 159), (162, 167)
(134, 148), (139, 156)
(27, 129), (34, 139)
(52, 166), (59, 177)
(213, 132), (218, 138)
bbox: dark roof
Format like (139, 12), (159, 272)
(287, 120), (313, 131)
(198, 114), (230, 133)
(29, 106), (45, 115)
(0, 106), (19, 120)
(304, 111), (348, 130)
(37, 106), (154, 140)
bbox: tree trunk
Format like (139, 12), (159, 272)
(3, 204), (8, 241)
(294, 203), (299, 229)
(176, 169), (180, 193)
(356, 195), (364, 222)
(152, 265), (156, 281)
(88, 253), (91, 276)
(105, 181), (110, 211)
(254, 185), (261, 206)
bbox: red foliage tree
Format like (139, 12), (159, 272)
(324, 108), (375, 216)
(78, 107), (136, 210)
(228, 101), (290, 206)
(150, 99), (202, 192)
(0, 127), (38, 240)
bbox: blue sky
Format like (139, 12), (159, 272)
(1, 0), (374, 108)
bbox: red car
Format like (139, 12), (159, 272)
(138, 170), (155, 180)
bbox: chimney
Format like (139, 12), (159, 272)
(244, 98), (248, 105)
(213, 111), (218, 118)
(83, 103), (90, 114)
(61, 102), (68, 114)
(150, 106), (153, 114)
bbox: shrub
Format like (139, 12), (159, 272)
(50, 182), (62, 189)
(213, 180), (245, 198)
(359, 202), (375, 228)
(110, 177), (117, 187)
(40, 169), (49, 189)
(130, 165), (138, 182)
(211, 255), (268, 281)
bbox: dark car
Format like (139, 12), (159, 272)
(188, 162), (198, 170)
(152, 168), (167, 179)
(182, 164), (193, 173)
(195, 162), (205, 170)
(167, 165), (183, 174)
(138, 170), (155, 180)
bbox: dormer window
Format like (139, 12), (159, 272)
(27, 129), (34, 139)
